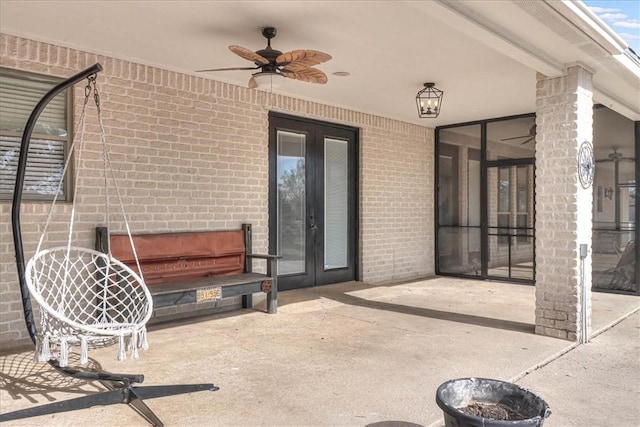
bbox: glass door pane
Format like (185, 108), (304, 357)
(437, 124), (482, 276)
(324, 137), (348, 270)
(277, 130), (306, 275)
(486, 116), (536, 161)
(487, 164), (534, 280)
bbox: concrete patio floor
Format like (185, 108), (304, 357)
(1, 277), (638, 426)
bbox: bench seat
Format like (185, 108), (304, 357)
(152, 272), (274, 308)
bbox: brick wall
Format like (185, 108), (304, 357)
(359, 125), (433, 282)
(534, 66), (593, 341)
(0, 34), (433, 349)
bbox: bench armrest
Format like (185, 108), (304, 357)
(245, 253), (280, 314)
(246, 253), (280, 277)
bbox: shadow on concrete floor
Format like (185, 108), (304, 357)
(321, 292), (535, 334)
(0, 352), (105, 404)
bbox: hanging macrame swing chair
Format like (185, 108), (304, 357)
(28, 67), (152, 368)
(1, 64), (217, 427)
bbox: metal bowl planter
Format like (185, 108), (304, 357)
(436, 378), (551, 427)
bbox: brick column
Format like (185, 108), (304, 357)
(534, 65), (593, 341)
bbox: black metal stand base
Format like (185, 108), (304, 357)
(0, 380), (218, 427)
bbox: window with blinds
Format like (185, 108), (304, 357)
(0, 68), (71, 201)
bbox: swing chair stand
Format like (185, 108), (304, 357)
(4, 63), (218, 426)
(0, 376), (217, 426)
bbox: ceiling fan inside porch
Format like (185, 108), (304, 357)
(595, 148), (635, 163)
(501, 124), (536, 145)
(196, 26), (332, 89)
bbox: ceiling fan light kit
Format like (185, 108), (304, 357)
(416, 82), (443, 118)
(197, 26), (332, 90)
(253, 72), (284, 90)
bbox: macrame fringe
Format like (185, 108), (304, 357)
(33, 336), (40, 363)
(35, 334), (52, 362)
(59, 336), (69, 367)
(118, 334), (126, 361)
(80, 336), (89, 365)
(35, 330), (150, 365)
(140, 327), (149, 350)
(130, 330), (139, 360)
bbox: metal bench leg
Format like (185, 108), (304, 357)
(267, 257), (278, 314)
(242, 294), (253, 308)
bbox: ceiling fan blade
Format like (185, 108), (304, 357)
(277, 50), (332, 72)
(520, 137), (534, 145)
(196, 66), (260, 72)
(501, 135), (530, 141)
(248, 75), (258, 89)
(601, 157), (637, 163)
(281, 67), (328, 84)
(229, 45), (269, 65)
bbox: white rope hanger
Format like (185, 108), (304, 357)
(26, 74), (153, 368)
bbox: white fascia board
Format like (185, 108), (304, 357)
(546, 0), (628, 55)
(594, 86), (640, 121)
(613, 54), (640, 80)
(548, 1), (640, 120)
(548, 1), (640, 78)
(430, 0), (563, 77)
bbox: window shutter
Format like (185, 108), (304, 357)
(0, 75), (67, 136)
(0, 71), (68, 199)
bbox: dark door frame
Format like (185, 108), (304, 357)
(484, 158), (536, 282)
(435, 113), (537, 285)
(268, 111), (360, 290)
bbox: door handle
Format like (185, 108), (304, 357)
(309, 214), (318, 231)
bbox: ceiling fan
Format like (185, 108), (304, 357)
(197, 26), (332, 89)
(595, 148), (635, 163)
(500, 124), (536, 145)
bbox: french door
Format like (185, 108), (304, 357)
(486, 161), (535, 281)
(269, 113), (358, 291)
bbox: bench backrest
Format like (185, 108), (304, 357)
(96, 226), (251, 286)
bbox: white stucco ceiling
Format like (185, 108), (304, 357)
(0, 0), (638, 130)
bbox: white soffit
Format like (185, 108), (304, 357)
(0, 0), (538, 126)
(431, 0), (639, 121)
(0, 0), (637, 124)
(547, 0), (629, 55)
(428, 1), (564, 77)
(544, 0), (640, 120)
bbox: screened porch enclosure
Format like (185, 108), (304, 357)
(437, 107), (638, 295)
(592, 107), (637, 293)
(436, 115), (536, 283)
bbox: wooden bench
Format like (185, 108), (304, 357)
(95, 224), (279, 321)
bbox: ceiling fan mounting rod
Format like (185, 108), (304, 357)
(262, 26), (277, 47)
(256, 27), (282, 65)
